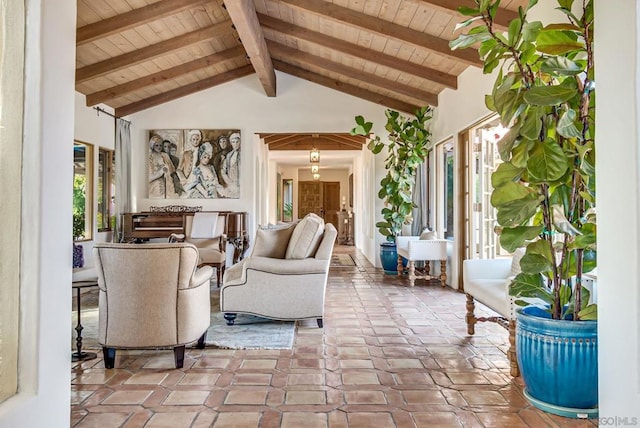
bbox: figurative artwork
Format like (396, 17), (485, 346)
(148, 129), (241, 199)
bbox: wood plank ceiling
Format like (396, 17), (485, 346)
(76, 0), (526, 130)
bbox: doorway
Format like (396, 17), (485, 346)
(298, 181), (340, 231)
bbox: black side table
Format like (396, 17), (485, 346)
(72, 280), (98, 362)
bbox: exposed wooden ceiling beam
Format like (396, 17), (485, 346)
(264, 134), (304, 147)
(115, 65), (254, 117)
(259, 14), (457, 89)
(76, 0), (211, 45)
(269, 139), (360, 151)
(268, 40), (438, 106)
(262, 133), (365, 146)
(322, 135), (364, 149)
(76, 21), (235, 84)
(273, 60), (419, 114)
(85, 46), (247, 106)
(277, 0), (481, 67)
(223, 0), (276, 97)
(417, 0), (518, 30)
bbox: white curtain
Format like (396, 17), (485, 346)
(114, 119), (131, 242)
(411, 161), (428, 236)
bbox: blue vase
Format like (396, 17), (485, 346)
(380, 242), (406, 275)
(516, 306), (598, 418)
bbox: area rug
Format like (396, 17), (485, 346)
(330, 253), (356, 267)
(72, 288), (295, 351)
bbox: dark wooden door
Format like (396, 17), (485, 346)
(323, 181), (340, 231)
(298, 181), (322, 218)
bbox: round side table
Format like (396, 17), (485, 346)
(72, 280), (98, 362)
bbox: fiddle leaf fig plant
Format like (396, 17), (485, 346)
(450, 0), (596, 320)
(351, 106), (432, 242)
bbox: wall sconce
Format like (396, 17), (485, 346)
(311, 164), (319, 174)
(313, 173), (320, 181)
(310, 147), (320, 163)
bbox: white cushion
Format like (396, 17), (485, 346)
(252, 225), (295, 259)
(465, 278), (511, 318)
(190, 212), (219, 238)
(419, 228), (437, 240)
(510, 248), (526, 277)
(285, 213), (325, 259)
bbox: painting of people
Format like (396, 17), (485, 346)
(147, 129), (241, 199)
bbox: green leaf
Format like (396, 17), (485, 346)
(510, 273), (552, 303)
(454, 16), (484, 32)
(492, 162), (525, 187)
(557, 109), (582, 139)
(552, 204), (581, 235)
(457, 5), (481, 16)
(557, 0), (574, 10)
(523, 85), (577, 106)
(527, 140), (568, 182)
(520, 107), (543, 140)
(500, 225), (544, 253)
(521, 21), (542, 43)
(491, 181), (536, 207)
(540, 56), (583, 75)
(496, 127), (519, 161)
(578, 303), (597, 320)
(507, 18), (522, 46)
(536, 29), (583, 55)
(495, 194), (543, 226)
(511, 139), (532, 168)
(450, 32), (491, 50)
(520, 253), (554, 274)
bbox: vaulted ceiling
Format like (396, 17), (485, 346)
(76, 0), (526, 121)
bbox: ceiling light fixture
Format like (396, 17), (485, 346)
(313, 173), (320, 181)
(310, 147), (320, 163)
(311, 164), (319, 174)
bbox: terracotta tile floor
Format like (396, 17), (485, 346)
(71, 246), (596, 427)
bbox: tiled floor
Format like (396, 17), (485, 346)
(71, 246), (596, 427)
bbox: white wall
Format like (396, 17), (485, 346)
(0, 0), (75, 426)
(128, 71), (387, 263)
(595, 1), (640, 420)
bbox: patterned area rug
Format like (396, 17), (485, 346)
(72, 288), (295, 351)
(330, 253), (356, 267)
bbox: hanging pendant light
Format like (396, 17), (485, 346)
(310, 147), (320, 163)
(311, 164), (319, 174)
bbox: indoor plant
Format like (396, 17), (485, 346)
(351, 106), (432, 273)
(451, 0), (597, 418)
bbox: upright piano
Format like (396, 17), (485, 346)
(122, 211), (249, 262)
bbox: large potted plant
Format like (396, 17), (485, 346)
(351, 107), (432, 273)
(451, 0), (597, 418)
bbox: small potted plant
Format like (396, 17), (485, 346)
(451, 0), (597, 418)
(351, 107), (432, 273)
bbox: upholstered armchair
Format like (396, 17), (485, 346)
(220, 214), (337, 328)
(93, 242), (212, 369)
(170, 212), (227, 286)
(396, 235), (448, 287)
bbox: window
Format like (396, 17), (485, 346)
(443, 141), (455, 240)
(97, 148), (115, 231)
(73, 141), (93, 241)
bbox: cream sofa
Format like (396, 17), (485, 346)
(93, 242), (212, 368)
(220, 214), (337, 328)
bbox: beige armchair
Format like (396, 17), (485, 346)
(170, 212), (227, 286)
(220, 215), (337, 328)
(93, 242), (212, 368)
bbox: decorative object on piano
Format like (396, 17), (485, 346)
(149, 205), (202, 213)
(148, 129), (241, 199)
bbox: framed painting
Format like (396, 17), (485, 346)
(148, 129), (240, 199)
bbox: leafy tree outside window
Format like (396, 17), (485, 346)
(73, 141), (93, 241)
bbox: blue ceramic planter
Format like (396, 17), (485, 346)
(516, 306), (598, 418)
(380, 242), (405, 275)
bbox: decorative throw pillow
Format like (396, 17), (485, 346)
(419, 228), (437, 240)
(285, 213), (325, 259)
(251, 225), (296, 259)
(73, 243), (84, 268)
(510, 248), (526, 277)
